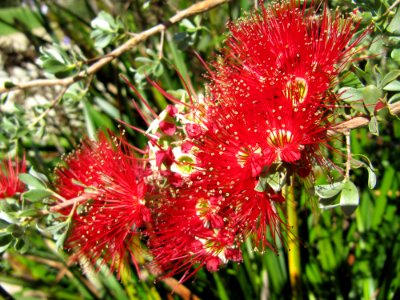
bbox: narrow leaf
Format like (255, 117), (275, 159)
(23, 189), (52, 202)
(19, 173), (46, 189)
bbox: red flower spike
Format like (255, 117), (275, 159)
(0, 155), (26, 199)
(149, 1), (368, 277)
(50, 1), (370, 282)
(201, 0), (367, 173)
(54, 133), (150, 277)
(147, 187), (242, 280)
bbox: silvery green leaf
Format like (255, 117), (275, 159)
(362, 85), (382, 115)
(380, 70), (400, 88)
(387, 7), (400, 34)
(351, 157), (377, 190)
(91, 11), (115, 32)
(368, 116), (379, 136)
(383, 80), (400, 92)
(22, 189), (52, 202)
(315, 181), (345, 199)
(340, 180), (359, 215)
(19, 173), (46, 189)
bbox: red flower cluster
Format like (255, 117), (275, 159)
(146, 1), (365, 277)
(0, 155), (26, 199)
(53, 1), (366, 281)
(54, 134), (150, 274)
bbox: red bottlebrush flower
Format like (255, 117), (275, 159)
(199, 0), (367, 175)
(147, 1), (368, 279)
(148, 186), (243, 280)
(0, 155), (26, 199)
(53, 133), (150, 276)
(92, 0), (370, 282)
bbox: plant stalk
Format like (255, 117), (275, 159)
(285, 177), (302, 299)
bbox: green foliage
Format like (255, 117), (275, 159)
(90, 11), (124, 49)
(38, 44), (84, 78)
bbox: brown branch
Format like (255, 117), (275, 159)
(0, 0), (229, 94)
(329, 101), (400, 135)
(162, 277), (201, 300)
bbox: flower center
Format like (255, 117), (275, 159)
(284, 77), (308, 103)
(236, 146), (262, 168)
(170, 154), (196, 176)
(266, 129), (293, 147)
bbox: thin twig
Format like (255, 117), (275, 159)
(329, 101), (400, 135)
(0, 0), (229, 94)
(383, 0), (400, 17)
(28, 86), (68, 129)
(50, 193), (95, 212)
(345, 130), (351, 179)
(158, 30), (165, 60)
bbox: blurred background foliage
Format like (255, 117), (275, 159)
(0, 0), (399, 299)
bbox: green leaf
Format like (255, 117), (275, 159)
(14, 238), (29, 254)
(368, 116), (379, 136)
(255, 176), (268, 192)
(7, 224), (24, 239)
(340, 180), (359, 215)
(4, 81), (15, 89)
(91, 11), (117, 32)
(351, 157), (377, 189)
(383, 80), (400, 92)
(54, 64), (79, 79)
(389, 93), (400, 105)
(339, 87), (363, 102)
(380, 70), (400, 88)
(391, 49), (400, 64)
(94, 97), (120, 119)
(181, 18), (195, 30)
(0, 211), (17, 224)
(55, 230), (68, 250)
(22, 189), (52, 202)
(340, 71), (363, 88)
(19, 173), (46, 189)
(255, 171), (286, 192)
(213, 272), (229, 300)
(91, 30), (114, 49)
(135, 56), (154, 64)
(90, 11), (123, 49)
(28, 168), (49, 186)
(0, 219), (9, 229)
(369, 36), (384, 55)
(387, 7), (400, 35)
(82, 100), (96, 140)
(362, 85), (382, 115)
(367, 167), (377, 190)
(0, 233), (13, 253)
(41, 45), (68, 64)
(315, 181), (344, 199)
(93, 19), (113, 32)
(37, 221), (68, 236)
